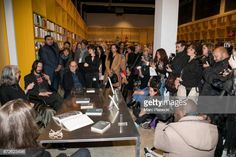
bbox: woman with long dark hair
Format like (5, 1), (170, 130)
(153, 48), (169, 95)
(104, 44), (122, 88)
(84, 44), (100, 88)
(0, 99), (91, 157)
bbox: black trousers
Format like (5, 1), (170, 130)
(40, 92), (63, 111)
(85, 73), (99, 88)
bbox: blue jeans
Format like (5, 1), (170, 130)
(133, 87), (149, 103)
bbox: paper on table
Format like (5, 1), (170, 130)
(56, 114), (94, 131)
(149, 67), (157, 76)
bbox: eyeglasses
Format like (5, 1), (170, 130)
(49, 129), (63, 139)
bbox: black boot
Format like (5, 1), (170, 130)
(127, 99), (136, 108)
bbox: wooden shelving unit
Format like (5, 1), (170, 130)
(177, 11), (236, 44)
(87, 27), (154, 45)
(11, 0), (87, 87)
(32, 0), (87, 57)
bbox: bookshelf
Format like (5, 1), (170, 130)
(11, 0), (86, 87)
(87, 27), (154, 45)
(33, 13), (67, 54)
(177, 11), (236, 44)
(32, 0), (87, 57)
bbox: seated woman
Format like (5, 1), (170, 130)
(133, 78), (160, 128)
(63, 60), (85, 98)
(0, 99), (91, 157)
(84, 45), (100, 88)
(0, 65), (34, 105)
(127, 76), (160, 108)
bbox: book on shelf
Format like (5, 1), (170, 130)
(34, 27), (47, 38)
(33, 13), (46, 28)
(47, 20), (55, 31)
(55, 25), (65, 34)
(85, 108), (103, 116)
(53, 111), (94, 131)
(91, 121), (111, 134)
(76, 98), (90, 104)
(35, 41), (44, 50)
(80, 103), (94, 109)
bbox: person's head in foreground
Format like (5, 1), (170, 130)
(0, 99), (39, 148)
(0, 99), (91, 157)
(154, 99), (218, 157)
(0, 65), (21, 86)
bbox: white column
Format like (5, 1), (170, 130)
(4, 0), (18, 65)
(153, 0), (179, 56)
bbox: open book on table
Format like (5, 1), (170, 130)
(53, 111), (94, 131)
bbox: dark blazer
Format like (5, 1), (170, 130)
(171, 51), (189, 77)
(181, 58), (203, 88)
(62, 70), (85, 97)
(84, 55), (100, 74)
(38, 43), (60, 80)
(0, 84), (27, 105)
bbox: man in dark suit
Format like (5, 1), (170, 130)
(24, 60), (63, 111)
(38, 35), (61, 92)
(62, 61), (85, 98)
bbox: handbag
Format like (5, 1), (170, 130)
(110, 73), (119, 84)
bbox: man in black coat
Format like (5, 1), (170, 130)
(201, 47), (230, 96)
(200, 47), (230, 157)
(166, 40), (190, 77)
(38, 35), (61, 92)
(24, 60), (63, 111)
(63, 61), (85, 98)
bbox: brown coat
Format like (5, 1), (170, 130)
(154, 116), (218, 157)
(104, 52), (122, 87)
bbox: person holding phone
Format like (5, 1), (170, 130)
(24, 60), (63, 111)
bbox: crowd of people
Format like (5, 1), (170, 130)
(0, 34), (236, 156)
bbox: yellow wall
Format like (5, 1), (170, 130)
(0, 0), (10, 72)
(13, 0), (35, 87)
